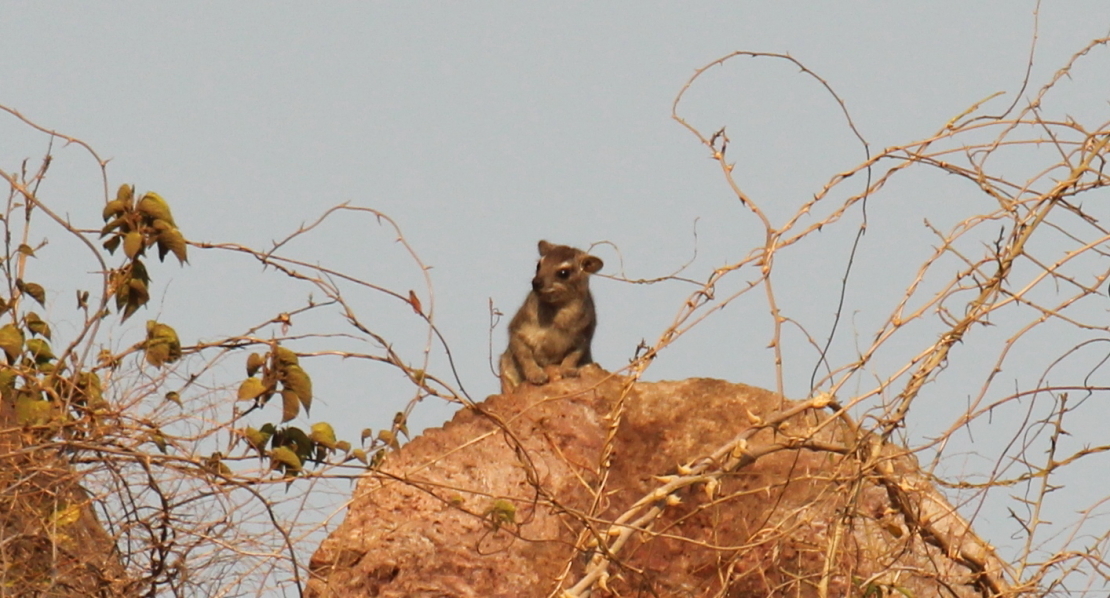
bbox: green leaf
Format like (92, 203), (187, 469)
(237, 377), (267, 401)
(144, 321), (181, 367)
(100, 216), (127, 238)
(281, 426), (313, 459)
(15, 395), (53, 426)
(270, 446), (302, 472)
(136, 192), (176, 226)
(122, 277), (150, 321)
(378, 429), (400, 451)
(0, 324), (24, 363)
(309, 422), (337, 449)
(145, 342), (169, 368)
(485, 499), (516, 529)
(246, 352), (265, 377)
(156, 227), (188, 264)
(116, 183), (134, 205)
(393, 412), (410, 439)
(17, 280), (46, 307)
(102, 198), (128, 221)
(25, 338), (55, 363)
(282, 364), (312, 407)
(36, 361), (57, 375)
(75, 372), (105, 408)
(25, 312), (51, 340)
(131, 258), (150, 284)
(204, 452), (232, 476)
(164, 391), (182, 406)
(16, 244), (35, 257)
(281, 389), (300, 422)
(148, 429), (168, 454)
(0, 368), (16, 401)
(351, 448), (368, 464)
(274, 346), (299, 367)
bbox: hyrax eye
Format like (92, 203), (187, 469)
(557, 269), (571, 279)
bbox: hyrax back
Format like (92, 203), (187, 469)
(499, 240), (603, 393)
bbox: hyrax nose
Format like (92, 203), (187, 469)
(532, 276), (544, 292)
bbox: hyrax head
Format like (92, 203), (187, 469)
(531, 240), (603, 305)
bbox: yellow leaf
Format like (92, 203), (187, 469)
(123, 230), (144, 259)
(237, 377), (267, 401)
(484, 499), (516, 529)
(116, 183), (134, 205)
(0, 324), (24, 362)
(309, 422), (337, 449)
(102, 199), (127, 221)
(52, 504), (81, 528)
(244, 426), (272, 452)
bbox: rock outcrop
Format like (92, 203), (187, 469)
(307, 368), (1013, 597)
(0, 404), (134, 597)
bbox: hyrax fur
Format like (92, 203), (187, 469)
(499, 240), (603, 393)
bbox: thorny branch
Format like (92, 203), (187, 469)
(560, 29), (1110, 598)
(0, 105), (468, 596)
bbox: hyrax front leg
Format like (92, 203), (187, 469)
(558, 348), (586, 378)
(510, 333), (549, 385)
(498, 352), (523, 393)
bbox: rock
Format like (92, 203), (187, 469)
(0, 428), (134, 597)
(307, 368), (1011, 597)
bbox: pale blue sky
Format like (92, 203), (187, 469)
(4, 3), (1110, 594)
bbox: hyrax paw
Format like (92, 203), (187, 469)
(559, 366), (581, 378)
(526, 371), (549, 385)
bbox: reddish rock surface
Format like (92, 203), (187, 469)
(307, 368), (1011, 597)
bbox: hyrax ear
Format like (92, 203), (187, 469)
(581, 254), (603, 274)
(538, 240), (555, 256)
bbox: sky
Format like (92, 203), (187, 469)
(4, 2), (1110, 595)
